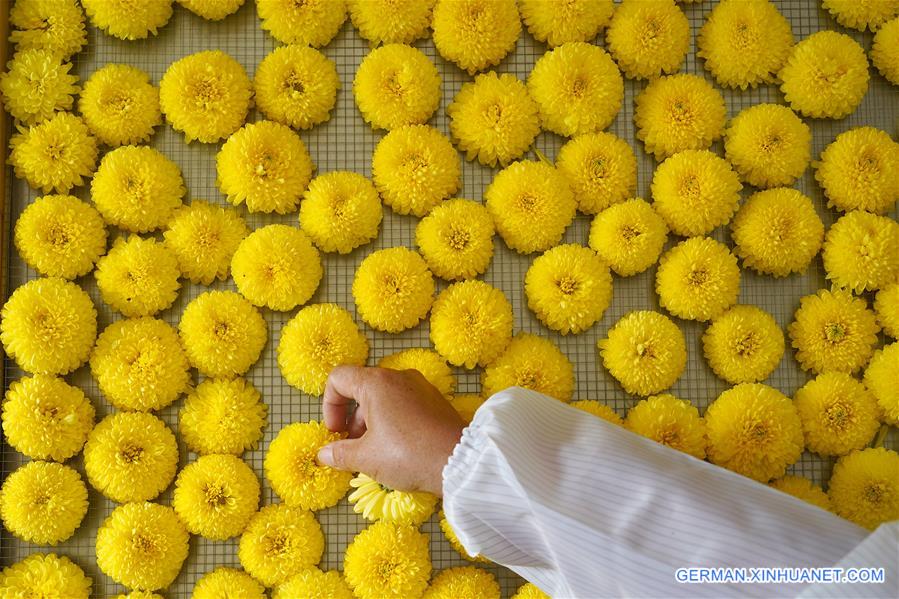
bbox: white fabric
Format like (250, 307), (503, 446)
(442, 388), (898, 599)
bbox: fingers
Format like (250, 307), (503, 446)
(322, 365), (368, 432)
(317, 438), (365, 472)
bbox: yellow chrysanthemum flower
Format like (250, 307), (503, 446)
(0, 49), (78, 125)
(864, 342), (899, 425)
(193, 567), (264, 599)
(379, 348), (455, 399)
(14, 194), (106, 279)
(525, 244), (613, 334)
(82, 0), (172, 39)
(91, 145), (184, 232)
(349, 0), (434, 45)
(822, 0), (899, 32)
(730, 188), (824, 278)
(769, 475), (832, 512)
(702, 305), (785, 385)
(588, 198), (668, 277)
(159, 50), (252, 143)
(9, 0), (86, 58)
(605, 0), (690, 79)
(520, 0), (613, 47)
(528, 42), (623, 137)
(430, 280), (514, 368)
(266, 421), (353, 510)
(83, 412), (178, 503)
(274, 568), (354, 599)
(512, 583), (550, 599)
(598, 311), (687, 396)
(570, 399), (623, 426)
(874, 283), (899, 339)
(449, 393), (486, 424)
(705, 383), (804, 482)
(90, 317), (191, 411)
(348, 473), (438, 525)
(173, 454), (260, 540)
(163, 200), (248, 284)
(626, 394), (707, 460)
(78, 64), (161, 146)
(635, 75), (726, 161)
(95, 236), (181, 317)
(0, 277), (96, 375)
(656, 237), (741, 322)
(872, 16), (899, 85)
(217, 120), (315, 214)
(255, 45), (339, 131)
(0, 554), (91, 599)
(371, 125), (461, 216)
(116, 592), (164, 599)
(257, 0), (346, 46)
(828, 447), (899, 530)
(353, 44), (441, 130)
(231, 225), (323, 311)
(794, 372), (880, 457)
(96, 502), (189, 591)
(815, 127), (899, 214)
(344, 521), (432, 599)
(483, 333), (575, 402)
(432, 0), (521, 74)
(0, 461), (87, 545)
(353, 247), (435, 333)
(278, 303), (369, 395)
(178, 290), (266, 378)
(485, 160), (576, 254)
(779, 31), (869, 119)
(650, 150), (741, 236)
(1, 375), (94, 462)
(447, 71), (540, 168)
(180, 377), (268, 455)
(8, 112), (98, 193)
(789, 289), (880, 375)
(823, 211), (899, 293)
(424, 566), (501, 599)
(177, 0), (245, 20)
(440, 509), (490, 563)
(724, 104), (810, 189)
(238, 504), (325, 587)
(697, 0), (793, 89)
(415, 199), (495, 281)
(556, 132), (637, 215)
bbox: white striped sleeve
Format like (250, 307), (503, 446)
(441, 388), (889, 598)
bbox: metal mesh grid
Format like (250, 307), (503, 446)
(2, 1), (897, 597)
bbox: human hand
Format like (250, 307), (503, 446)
(316, 365), (466, 496)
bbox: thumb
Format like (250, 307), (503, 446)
(317, 439), (365, 472)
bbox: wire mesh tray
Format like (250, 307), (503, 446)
(2, 1), (897, 597)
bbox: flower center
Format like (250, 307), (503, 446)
(485, 102), (503, 127)
(570, 76), (588, 98)
(687, 268), (709, 286)
(192, 77), (225, 108)
(557, 275), (579, 295)
(824, 322), (846, 343)
(619, 224), (642, 242)
(265, 532), (290, 555)
(658, 428), (681, 446)
(204, 483), (229, 507)
(635, 341), (655, 359)
(446, 226), (471, 250)
(823, 400), (855, 430)
(43, 222), (71, 247)
(119, 443), (144, 464)
(517, 194), (538, 212)
(864, 482), (886, 505)
(589, 157), (607, 180)
(284, 71), (306, 95)
(516, 369), (540, 389)
(734, 332), (759, 357)
(133, 533), (156, 554)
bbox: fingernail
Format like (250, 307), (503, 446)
(317, 445), (333, 466)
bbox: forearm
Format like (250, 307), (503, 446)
(442, 388), (871, 598)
